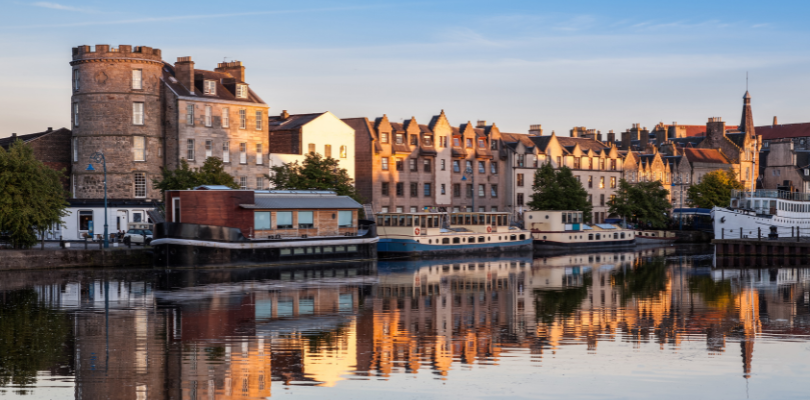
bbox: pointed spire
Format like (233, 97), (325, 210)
(740, 91), (755, 137)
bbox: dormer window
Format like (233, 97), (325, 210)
(395, 133), (404, 145)
(453, 137), (461, 147)
(236, 84), (248, 98)
(423, 135), (433, 146)
(204, 80), (216, 95)
(381, 132), (389, 144)
(478, 138), (486, 148)
(466, 138), (473, 148)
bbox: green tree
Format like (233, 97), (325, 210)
(152, 157), (239, 195)
(266, 152), (362, 203)
(528, 163), (593, 222)
(687, 169), (744, 209)
(608, 179), (671, 228)
(0, 140), (69, 248)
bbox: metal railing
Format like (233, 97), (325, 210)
(732, 189), (810, 202)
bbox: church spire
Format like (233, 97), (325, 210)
(740, 90), (755, 138)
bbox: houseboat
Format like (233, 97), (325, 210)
(524, 210), (636, 253)
(713, 189), (810, 240)
(151, 188), (378, 267)
(633, 230), (678, 244)
(375, 211), (532, 258)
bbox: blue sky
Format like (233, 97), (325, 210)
(2, 0), (809, 137)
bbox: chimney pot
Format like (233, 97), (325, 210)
(47, 127), (52, 132)
(281, 110), (290, 120)
(773, 116), (778, 126)
(12, 133), (17, 139)
(476, 120), (487, 128)
(175, 56), (196, 93)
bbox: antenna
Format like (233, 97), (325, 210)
(223, 56), (228, 63)
(746, 71), (749, 91)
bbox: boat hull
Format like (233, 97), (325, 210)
(533, 239), (636, 253)
(377, 238), (533, 259)
(712, 206), (810, 240)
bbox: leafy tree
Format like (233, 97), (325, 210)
(266, 152), (362, 203)
(152, 157), (238, 195)
(608, 179), (671, 228)
(0, 140), (69, 248)
(528, 162), (593, 222)
(687, 169), (744, 209)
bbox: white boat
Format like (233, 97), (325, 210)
(712, 189), (810, 240)
(524, 210), (636, 252)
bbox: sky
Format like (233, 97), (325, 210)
(2, 0), (810, 138)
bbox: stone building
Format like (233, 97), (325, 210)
(761, 139), (810, 192)
(0, 127), (72, 191)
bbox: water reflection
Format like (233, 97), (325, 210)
(0, 247), (809, 399)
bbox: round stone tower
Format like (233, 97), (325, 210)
(70, 44), (164, 200)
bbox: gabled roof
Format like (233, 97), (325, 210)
(161, 63), (266, 104)
(556, 136), (609, 153)
(0, 128), (70, 148)
(500, 132), (537, 151)
(342, 117), (378, 152)
(528, 135), (554, 152)
(268, 112), (326, 131)
(683, 148), (731, 164)
(756, 123), (810, 140)
(725, 132), (746, 149)
(670, 137), (706, 148)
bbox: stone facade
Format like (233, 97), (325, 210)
(70, 45), (164, 200)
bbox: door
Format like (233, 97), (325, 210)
(116, 210), (128, 233)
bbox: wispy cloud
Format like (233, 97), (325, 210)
(31, 1), (97, 13)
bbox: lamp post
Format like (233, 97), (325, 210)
(86, 152), (109, 249)
(462, 166), (475, 212)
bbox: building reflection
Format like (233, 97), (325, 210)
(2, 252), (809, 398)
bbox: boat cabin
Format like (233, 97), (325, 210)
(524, 210), (585, 232)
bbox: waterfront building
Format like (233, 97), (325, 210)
(268, 111), (356, 181)
(761, 139), (810, 192)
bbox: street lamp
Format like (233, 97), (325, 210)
(462, 166), (475, 212)
(86, 152), (109, 249)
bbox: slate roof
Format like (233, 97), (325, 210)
(670, 137), (705, 148)
(725, 132), (747, 149)
(0, 128), (70, 148)
(556, 136), (609, 153)
(528, 136), (554, 152)
(244, 195), (361, 209)
(683, 148), (731, 164)
(161, 63), (266, 104)
(756, 123), (810, 140)
(268, 113), (325, 131)
(662, 155), (684, 169)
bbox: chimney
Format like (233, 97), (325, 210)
(476, 120), (487, 128)
(639, 129), (649, 151)
(47, 127), (52, 132)
(215, 61), (245, 82)
(12, 133), (17, 139)
(621, 131), (632, 150)
(773, 116), (778, 126)
(706, 117), (726, 148)
(597, 130), (602, 142)
(175, 56), (195, 93)
(528, 124), (542, 136)
(280, 110), (290, 120)
(607, 130), (615, 145)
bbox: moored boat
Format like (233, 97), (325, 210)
(713, 189), (810, 240)
(633, 230), (677, 244)
(524, 210), (636, 253)
(376, 211), (532, 258)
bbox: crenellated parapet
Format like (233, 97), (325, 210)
(70, 44), (163, 65)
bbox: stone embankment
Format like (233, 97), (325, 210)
(0, 247), (152, 271)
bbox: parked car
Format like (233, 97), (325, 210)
(123, 229), (153, 245)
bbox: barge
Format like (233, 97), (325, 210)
(524, 210), (636, 253)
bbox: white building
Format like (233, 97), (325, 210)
(44, 200), (157, 241)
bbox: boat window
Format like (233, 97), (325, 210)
(406, 215), (413, 227)
(420, 216), (427, 228)
(413, 216), (419, 227)
(621, 232), (625, 239)
(510, 234), (517, 241)
(469, 236), (475, 243)
(293, 248), (305, 255)
(519, 234), (525, 240)
(433, 216), (439, 228)
(443, 238), (450, 244)
(335, 246), (346, 252)
(465, 214), (471, 225)
(323, 246), (333, 253)
(478, 236), (486, 243)
(280, 248), (291, 256)
(384, 215), (391, 226)
(596, 233), (601, 240)
(453, 237), (460, 244)
(398, 215), (407, 226)
(377, 216), (384, 226)
(561, 213), (565, 223)
(614, 233), (618, 239)
(347, 245), (357, 252)
(589, 234), (593, 240)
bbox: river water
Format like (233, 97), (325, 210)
(0, 244), (808, 399)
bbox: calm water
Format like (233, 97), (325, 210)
(1, 245), (809, 399)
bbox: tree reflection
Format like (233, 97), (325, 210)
(611, 257), (668, 306)
(0, 290), (72, 388)
(534, 273), (592, 324)
(688, 275), (733, 308)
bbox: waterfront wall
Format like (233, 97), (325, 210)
(0, 248), (152, 271)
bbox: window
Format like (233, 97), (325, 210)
(478, 184), (485, 197)
(132, 102), (144, 125)
(240, 143), (247, 164)
(73, 69), (80, 91)
(298, 211), (314, 228)
(222, 107), (229, 128)
(255, 212), (271, 230)
(466, 138), (473, 148)
(453, 160), (460, 173)
(187, 139), (195, 160)
(588, 194), (593, 204)
(204, 105), (212, 127)
(491, 185), (498, 197)
(381, 182), (390, 196)
(308, 143), (316, 154)
(277, 212), (293, 229)
(340, 145), (347, 158)
(133, 136), (145, 161)
(256, 176), (264, 189)
(491, 140), (498, 150)
(424, 159), (431, 172)
(517, 173), (524, 187)
(396, 182), (404, 197)
(478, 139), (486, 148)
(73, 103), (79, 126)
(441, 159), (446, 171)
(599, 177), (605, 189)
(441, 184), (446, 195)
(574, 157), (581, 169)
(381, 132), (389, 143)
(382, 157), (389, 170)
(518, 154), (525, 167)
(611, 159), (616, 170)
(478, 161), (485, 173)
(239, 109), (246, 129)
(128, 69), (143, 90)
(453, 137), (461, 147)
(423, 136), (433, 146)
(588, 176), (593, 188)
(134, 173), (146, 198)
(222, 141), (230, 163)
(255, 110), (262, 130)
(236, 84), (248, 98)
(73, 137), (78, 162)
(440, 136), (447, 147)
(410, 135), (418, 146)
(600, 194), (605, 206)
(600, 159), (605, 170)
(396, 206), (404, 213)
(396, 134), (404, 144)
(203, 79), (215, 95)
(338, 211), (353, 227)
(424, 183), (432, 197)
(453, 183), (461, 197)
(410, 182), (418, 197)
(610, 177), (616, 188)
(466, 184), (473, 198)
(491, 162), (498, 174)
(396, 158), (403, 171)
(410, 206), (418, 213)
(517, 193), (524, 206)
(465, 160), (473, 173)
(79, 211), (93, 231)
(256, 144), (263, 165)
(409, 158), (417, 171)
(203, 140), (212, 158)
(557, 156), (561, 166)
(239, 176), (247, 189)
(186, 104), (194, 125)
